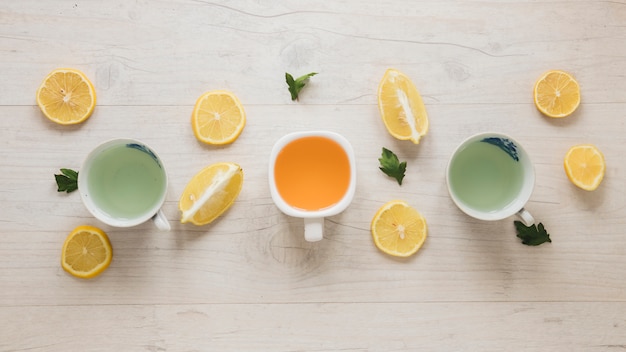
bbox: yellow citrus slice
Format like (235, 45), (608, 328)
(533, 70), (580, 118)
(371, 200), (427, 257)
(179, 162), (244, 225)
(61, 225), (112, 279)
(377, 68), (429, 144)
(191, 90), (246, 145)
(36, 68), (96, 125)
(564, 144), (605, 191)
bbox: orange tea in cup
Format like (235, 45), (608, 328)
(269, 131), (356, 242)
(274, 136), (351, 211)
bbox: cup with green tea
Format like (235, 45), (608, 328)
(78, 138), (170, 230)
(446, 132), (535, 225)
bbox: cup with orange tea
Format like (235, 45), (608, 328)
(269, 131), (357, 242)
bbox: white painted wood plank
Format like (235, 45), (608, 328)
(0, 1), (624, 105)
(1, 302), (625, 351)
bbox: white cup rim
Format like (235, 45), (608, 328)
(77, 138), (168, 227)
(268, 131), (357, 218)
(445, 132), (535, 221)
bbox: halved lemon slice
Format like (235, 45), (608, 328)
(564, 144), (605, 191)
(36, 68), (96, 125)
(371, 200), (427, 257)
(533, 70), (580, 118)
(377, 68), (429, 144)
(191, 90), (246, 145)
(179, 162), (244, 225)
(61, 225), (112, 279)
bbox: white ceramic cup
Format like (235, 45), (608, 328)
(445, 132), (535, 225)
(269, 131), (357, 242)
(78, 138), (170, 231)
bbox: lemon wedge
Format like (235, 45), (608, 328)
(179, 162), (243, 225)
(377, 69), (429, 144)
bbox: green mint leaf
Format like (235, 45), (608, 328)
(295, 72), (317, 83)
(60, 168), (78, 180)
(378, 147), (407, 185)
(55, 168), (79, 193)
(514, 221), (552, 246)
(285, 72), (317, 101)
(285, 73), (297, 100)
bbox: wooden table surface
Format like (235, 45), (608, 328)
(1, 1), (625, 351)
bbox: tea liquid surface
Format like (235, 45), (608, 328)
(449, 140), (524, 213)
(274, 136), (351, 211)
(87, 145), (166, 219)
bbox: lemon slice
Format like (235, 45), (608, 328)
(533, 70), (580, 118)
(61, 225), (112, 279)
(377, 68), (429, 144)
(371, 200), (427, 257)
(564, 144), (605, 191)
(36, 68), (96, 125)
(179, 162), (244, 225)
(191, 90), (246, 145)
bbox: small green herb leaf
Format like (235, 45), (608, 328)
(514, 221), (552, 246)
(378, 147), (407, 185)
(285, 72), (317, 101)
(55, 168), (79, 193)
(61, 168), (78, 180)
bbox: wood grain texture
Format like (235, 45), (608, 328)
(1, 0), (625, 351)
(1, 303), (625, 351)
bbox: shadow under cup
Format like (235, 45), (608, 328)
(446, 133), (535, 223)
(78, 139), (168, 228)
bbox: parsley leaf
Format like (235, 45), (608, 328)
(55, 168), (79, 193)
(514, 221), (552, 246)
(285, 72), (317, 101)
(378, 147), (407, 185)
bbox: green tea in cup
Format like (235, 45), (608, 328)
(446, 132), (535, 225)
(78, 139), (170, 230)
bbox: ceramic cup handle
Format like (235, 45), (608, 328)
(516, 207), (535, 227)
(304, 217), (324, 242)
(152, 209), (171, 231)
